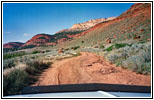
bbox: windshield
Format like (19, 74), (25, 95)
(2, 2), (151, 97)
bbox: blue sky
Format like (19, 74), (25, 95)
(3, 3), (134, 43)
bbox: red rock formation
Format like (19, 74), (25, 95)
(56, 17), (116, 34)
(23, 34), (52, 47)
(6, 3), (150, 49)
(3, 42), (24, 49)
(57, 38), (67, 44)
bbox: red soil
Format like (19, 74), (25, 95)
(33, 52), (151, 86)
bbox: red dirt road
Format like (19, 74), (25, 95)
(33, 52), (151, 86)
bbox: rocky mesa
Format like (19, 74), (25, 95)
(56, 17), (116, 34)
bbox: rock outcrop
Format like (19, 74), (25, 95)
(56, 17), (116, 34)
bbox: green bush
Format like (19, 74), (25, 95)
(105, 45), (113, 51)
(25, 61), (51, 76)
(32, 51), (40, 54)
(105, 43), (131, 52)
(3, 69), (31, 96)
(3, 61), (51, 96)
(108, 54), (119, 63)
(3, 59), (16, 69)
(114, 43), (130, 49)
(3, 52), (27, 60)
(105, 42), (151, 74)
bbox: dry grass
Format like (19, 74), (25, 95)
(104, 42), (151, 74)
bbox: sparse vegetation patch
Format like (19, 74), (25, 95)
(105, 42), (151, 74)
(3, 52), (27, 60)
(3, 58), (51, 96)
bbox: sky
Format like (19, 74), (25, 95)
(3, 3), (134, 43)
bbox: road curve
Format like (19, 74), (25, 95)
(33, 52), (151, 86)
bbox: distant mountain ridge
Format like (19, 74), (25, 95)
(3, 42), (24, 49)
(56, 17), (116, 34)
(3, 3), (151, 49)
(59, 3), (151, 48)
(4, 17), (115, 49)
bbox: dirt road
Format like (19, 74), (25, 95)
(33, 52), (151, 86)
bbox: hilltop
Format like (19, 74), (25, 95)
(3, 17), (116, 49)
(59, 3), (151, 48)
(4, 3), (151, 50)
(3, 42), (24, 49)
(56, 17), (116, 34)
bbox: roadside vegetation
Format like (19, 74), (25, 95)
(3, 41), (151, 96)
(3, 57), (51, 96)
(105, 43), (131, 51)
(80, 41), (151, 75)
(3, 48), (18, 53)
(3, 50), (42, 60)
(102, 42), (151, 75)
(3, 52), (27, 60)
(3, 48), (82, 96)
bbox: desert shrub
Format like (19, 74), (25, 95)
(45, 50), (50, 52)
(114, 43), (130, 49)
(3, 69), (31, 96)
(107, 54), (119, 63)
(81, 41), (84, 43)
(121, 43), (151, 74)
(105, 42), (151, 74)
(3, 59), (16, 69)
(141, 62), (151, 74)
(3, 52), (27, 60)
(138, 49), (151, 62)
(122, 55), (144, 70)
(105, 45), (113, 51)
(32, 50), (40, 54)
(3, 60), (51, 96)
(3, 48), (18, 53)
(120, 52), (128, 59)
(115, 61), (122, 66)
(71, 46), (80, 50)
(122, 55), (151, 74)
(105, 43), (130, 52)
(25, 61), (51, 76)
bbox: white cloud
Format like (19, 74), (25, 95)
(24, 33), (30, 36)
